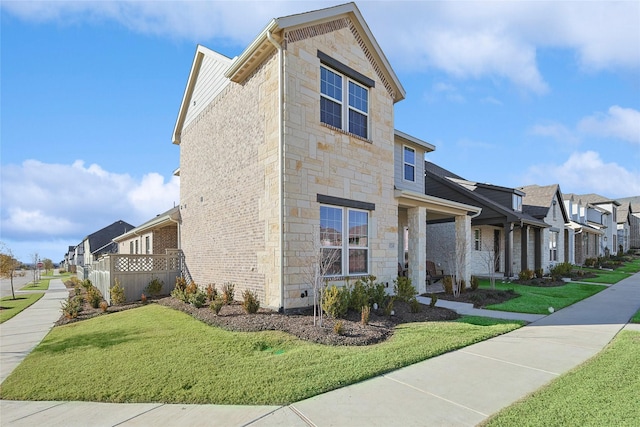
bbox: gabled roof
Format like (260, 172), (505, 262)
(85, 220), (135, 255)
(173, 2), (405, 145)
(425, 162), (547, 228)
(113, 207), (181, 243)
(518, 184), (570, 223)
(573, 193), (621, 207)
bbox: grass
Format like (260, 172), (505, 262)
(0, 293), (45, 323)
(481, 330), (640, 427)
(479, 280), (606, 314)
(616, 257), (640, 274)
(0, 304), (522, 405)
(20, 278), (50, 291)
(631, 309), (640, 324)
(578, 269), (633, 284)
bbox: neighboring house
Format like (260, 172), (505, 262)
(572, 194), (620, 257)
(616, 201), (631, 253)
(114, 207), (181, 255)
(172, 3), (481, 311)
(564, 195), (605, 265)
(518, 184), (571, 272)
(79, 220), (135, 267)
(616, 196), (640, 250)
(425, 162), (548, 278)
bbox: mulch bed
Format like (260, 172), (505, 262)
(56, 280), (460, 346)
(433, 288), (520, 308)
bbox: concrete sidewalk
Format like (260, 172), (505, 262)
(1, 274), (639, 426)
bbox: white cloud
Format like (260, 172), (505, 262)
(530, 123), (580, 145)
(523, 151), (640, 198)
(578, 106), (640, 144)
(3, 1), (638, 93)
(0, 160), (180, 242)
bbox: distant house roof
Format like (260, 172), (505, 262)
(425, 162), (547, 228)
(113, 207), (181, 243)
(85, 220), (135, 255)
(572, 193), (621, 207)
(518, 184), (570, 223)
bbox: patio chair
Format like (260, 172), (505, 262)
(426, 260), (444, 286)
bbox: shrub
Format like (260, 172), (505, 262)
(361, 305), (370, 325)
(349, 279), (368, 312)
(171, 287), (188, 303)
(141, 293), (147, 304)
(175, 276), (188, 291)
(221, 283), (235, 305)
(333, 320), (344, 335)
(584, 258), (598, 268)
(518, 269), (534, 281)
(470, 276), (479, 291)
(535, 268), (544, 279)
(99, 301), (108, 312)
(443, 276), (453, 295)
(185, 281), (198, 296)
(86, 285), (103, 308)
(189, 289), (207, 308)
(550, 262), (573, 279)
(210, 297), (224, 315)
(242, 290), (260, 314)
(82, 279), (93, 290)
(459, 279), (466, 294)
(383, 297), (395, 316)
(206, 283), (217, 302)
(409, 297), (421, 313)
(429, 293), (438, 308)
(322, 285), (349, 319)
(145, 277), (164, 296)
(365, 280), (386, 307)
(393, 276), (417, 302)
(110, 279), (126, 304)
(61, 298), (81, 319)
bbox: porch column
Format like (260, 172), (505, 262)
(521, 225), (529, 271)
(534, 228), (542, 272)
(504, 222), (514, 277)
(455, 214), (471, 287)
(408, 206), (427, 294)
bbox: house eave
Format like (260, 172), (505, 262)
(395, 130), (435, 152)
(395, 189), (481, 217)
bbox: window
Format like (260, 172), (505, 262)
(320, 205), (369, 276)
(129, 242), (134, 254)
(403, 146), (416, 182)
(135, 240), (139, 254)
(320, 65), (369, 138)
(474, 229), (482, 251)
(145, 236), (150, 254)
(512, 194), (522, 212)
(550, 231), (558, 261)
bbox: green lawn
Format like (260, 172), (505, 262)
(0, 293), (45, 323)
(632, 309), (640, 324)
(481, 330), (640, 427)
(0, 304), (522, 405)
(20, 278), (50, 291)
(615, 258), (640, 274)
(480, 280), (606, 314)
(578, 269), (633, 284)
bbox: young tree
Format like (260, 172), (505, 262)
(31, 252), (40, 283)
(42, 258), (54, 274)
(0, 242), (20, 300)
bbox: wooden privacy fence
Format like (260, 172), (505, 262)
(88, 253), (182, 304)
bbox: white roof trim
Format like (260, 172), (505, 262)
(394, 130), (435, 152)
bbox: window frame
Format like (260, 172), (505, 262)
(474, 229), (482, 251)
(320, 204), (369, 277)
(403, 145), (416, 182)
(513, 194), (522, 212)
(549, 231), (558, 261)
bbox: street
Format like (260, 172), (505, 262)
(0, 270), (37, 298)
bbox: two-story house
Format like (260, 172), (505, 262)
(425, 162), (548, 278)
(573, 194), (620, 257)
(172, 3), (481, 311)
(616, 196), (640, 251)
(518, 184), (570, 272)
(564, 194), (605, 265)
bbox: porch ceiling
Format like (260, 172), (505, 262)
(395, 189), (481, 220)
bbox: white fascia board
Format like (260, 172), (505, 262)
(395, 189), (482, 216)
(394, 129), (435, 152)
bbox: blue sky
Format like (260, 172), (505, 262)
(1, 1), (639, 263)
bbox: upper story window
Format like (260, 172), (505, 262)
(474, 229), (482, 251)
(318, 51), (374, 140)
(403, 146), (416, 182)
(512, 194), (522, 212)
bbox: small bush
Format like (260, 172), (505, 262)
(470, 276), (479, 291)
(393, 276), (417, 302)
(322, 285), (349, 319)
(550, 262), (573, 279)
(221, 283), (235, 305)
(429, 293), (438, 307)
(61, 298), (81, 319)
(365, 279), (386, 307)
(242, 290), (260, 314)
(145, 277), (164, 296)
(210, 297), (224, 315)
(383, 297), (395, 316)
(535, 268), (544, 279)
(99, 301), (108, 312)
(361, 305), (370, 325)
(189, 289), (207, 308)
(409, 297), (421, 313)
(458, 279), (466, 294)
(519, 269), (534, 281)
(175, 276), (188, 292)
(333, 320), (344, 335)
(206, 283), (217, 302)
(82, 279), (93, 290)
(584, 258), (599, 268)
(349, 279), (368, 312)
(185, 281), (198, 296)
(443, 276), (453, 295)
(110, 279), (126, 304)
(171, 287), (188, 303)
(86, 286), (102, 308)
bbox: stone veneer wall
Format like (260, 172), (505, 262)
(179, 53), (281, 308)
(280, 20), (398, 308)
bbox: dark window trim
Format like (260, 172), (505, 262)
(317, 194), (375, 211)
(318, 50), (375, 88)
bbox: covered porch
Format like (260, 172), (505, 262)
(395, 189), (481, 294)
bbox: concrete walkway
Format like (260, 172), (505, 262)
(1, 274), (639, 426)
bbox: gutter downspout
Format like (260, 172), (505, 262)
(267, 30), (285, 312)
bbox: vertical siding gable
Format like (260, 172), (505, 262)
(184, 54), (233, 129)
